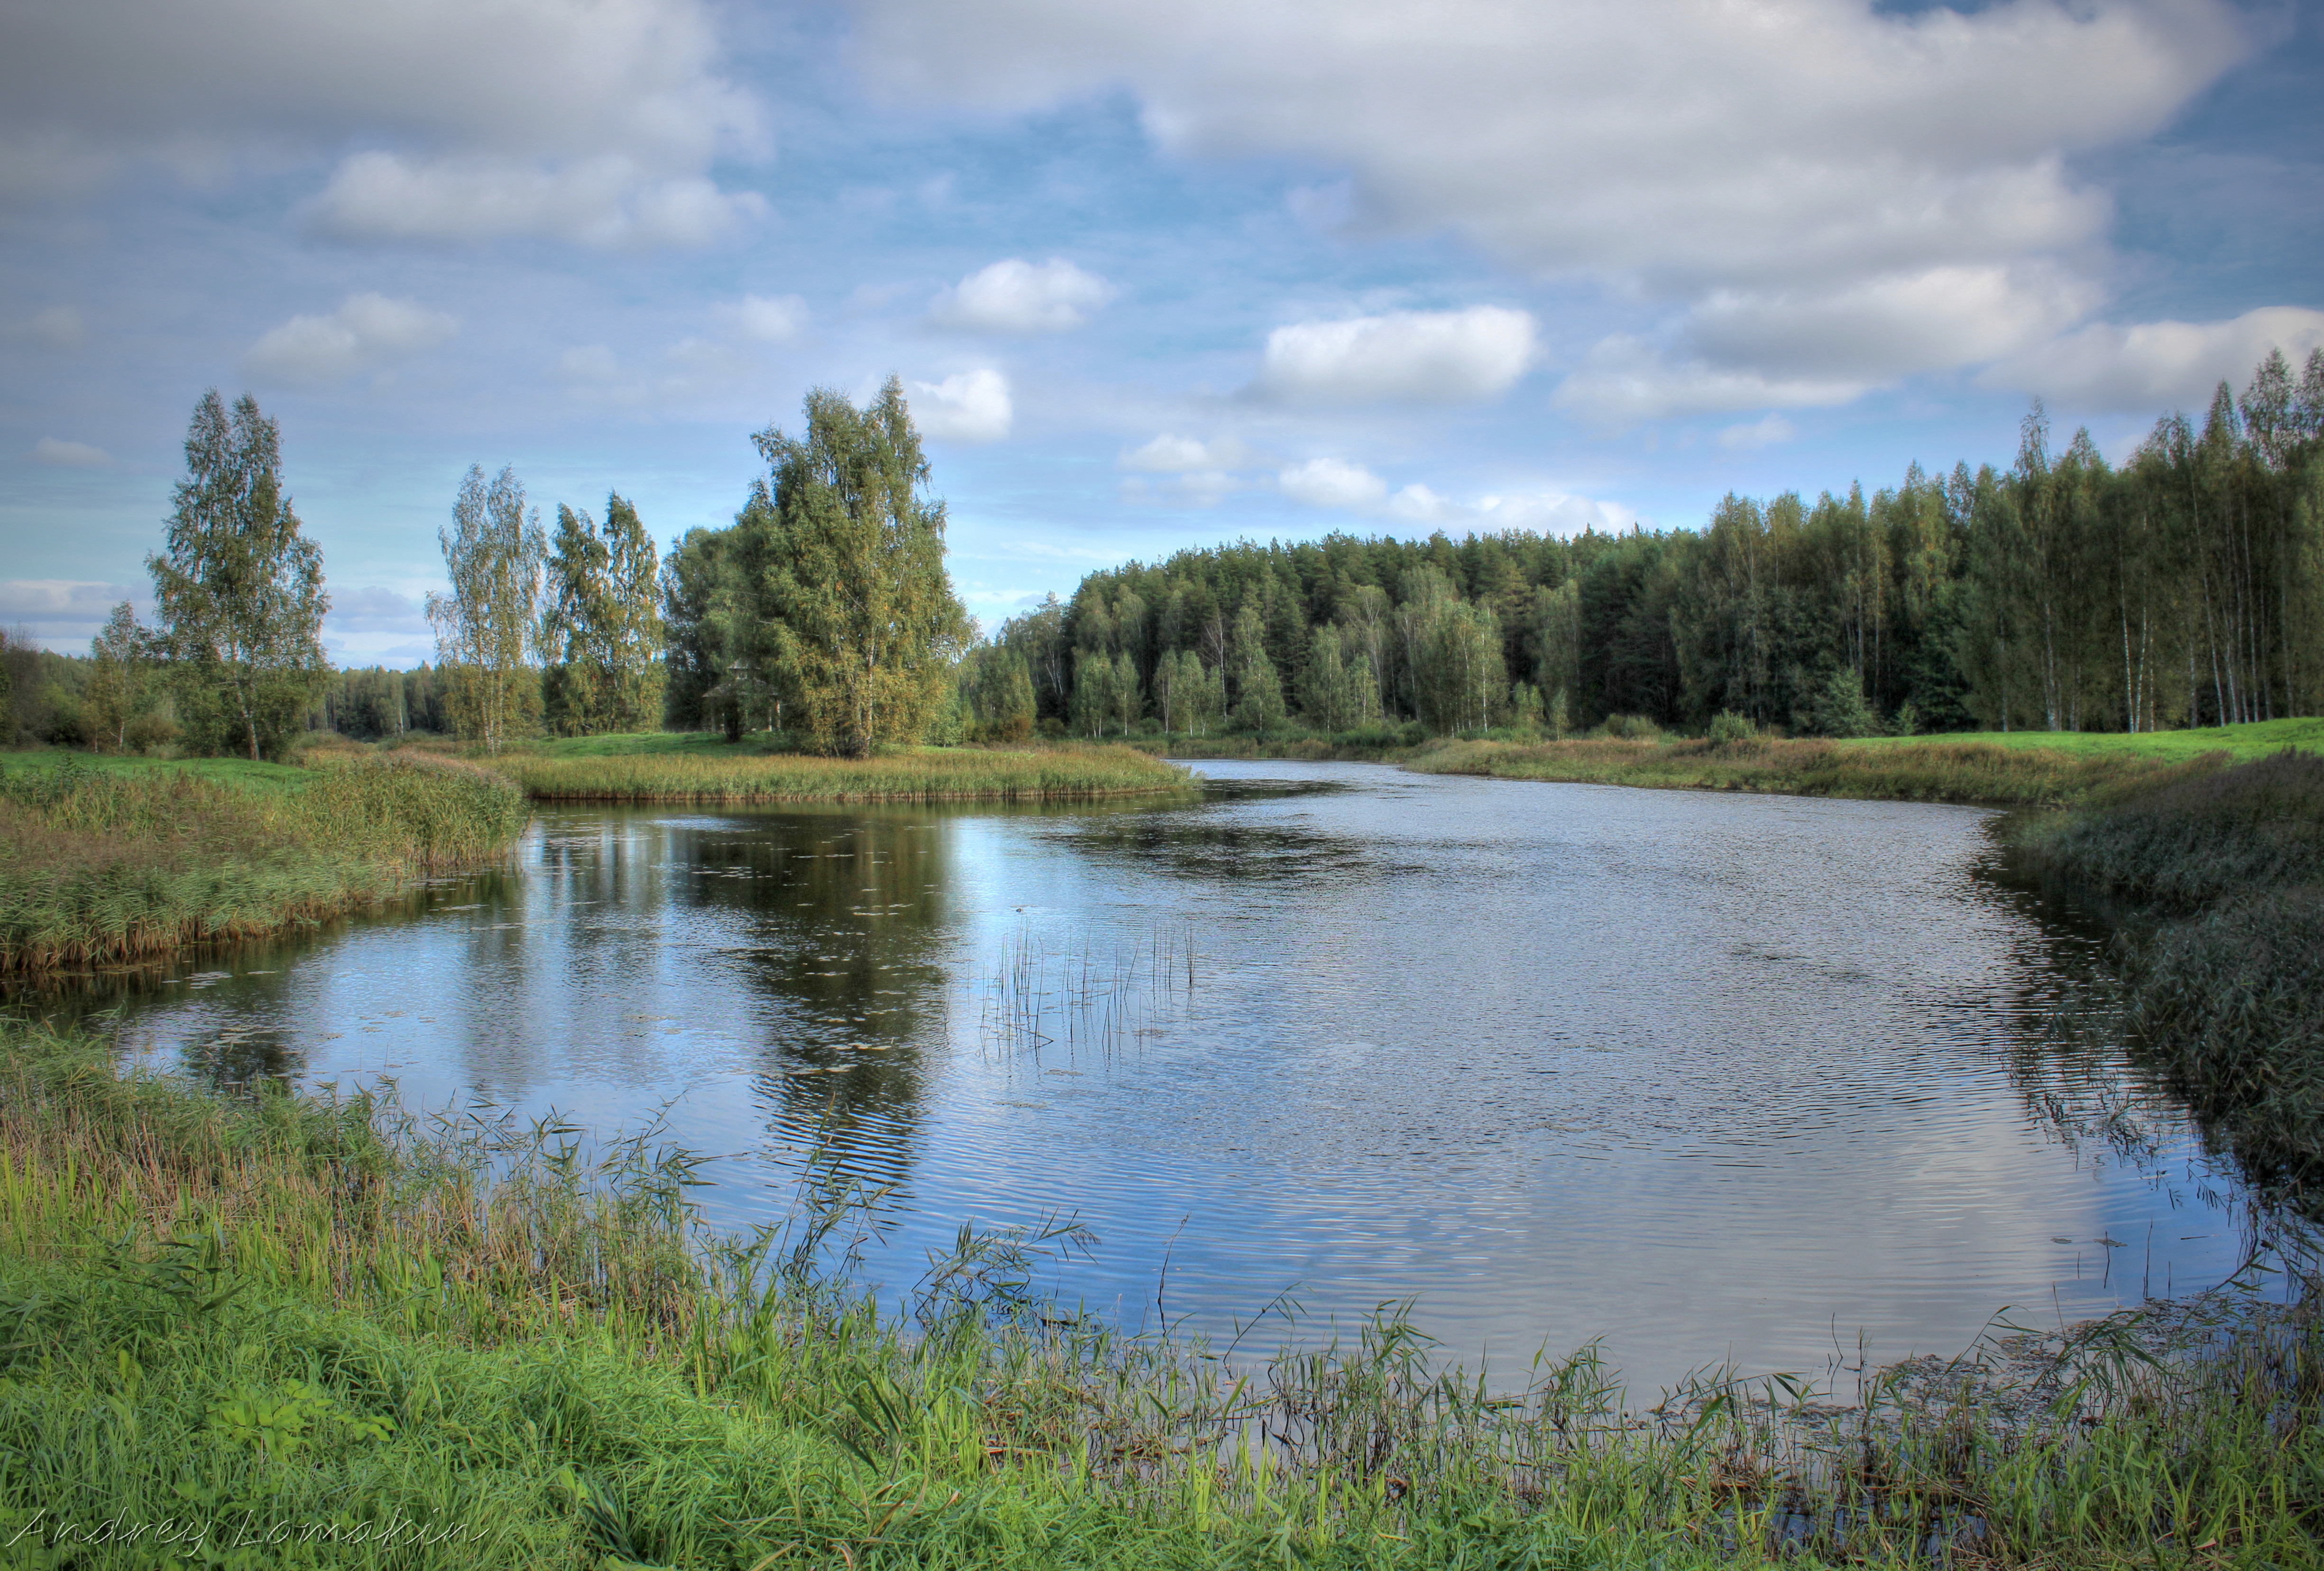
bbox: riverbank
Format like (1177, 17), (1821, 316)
(1403, 733), (2213, 807)
(2, 1017), (2315, 1570)
(2010, 749), (2324, 1188)
(0, 751), (527, 976)
(499, 733), (1192, 802)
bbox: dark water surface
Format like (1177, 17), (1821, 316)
(31, 761), (2287, 1391)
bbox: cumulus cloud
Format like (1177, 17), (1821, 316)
(1119, 433), (1262, 472)
(1717, 415), (1797, 452)
(851, 0), (2266, 398)
(0, 579), (144, 646)
(1551, 335), (1870, 424)
(930, 258), (1115, 333)
(1257, 307), (1536, 405)
(323, 586), (429, 635)
(720, 293), (808, 343)
(2, 0), (764, 248)
(1274, 458), (1631, 535)
(26, 436), (112, 467)
(13, 305), (84, 349)
(1980, 306), (2324, 412)
(241, 293), (457, 384)
(1277, 457), (1388, 509)
(908, 369), (1013, 442)
(306, 154), (762, 248)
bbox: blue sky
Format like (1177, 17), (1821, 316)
(3, 0), (2319, 662)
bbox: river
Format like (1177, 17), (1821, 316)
(34, 760), (2287, 1393)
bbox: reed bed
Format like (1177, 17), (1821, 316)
(0, 753), (528, 976)
(2013, 751), (2324, 1187)
(503, 743), (1192, 804)
(1, 1017), (2318, 1568)
(1406, 735), (2205, 807)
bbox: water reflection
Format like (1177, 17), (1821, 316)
(13, 763), (2310, 1391)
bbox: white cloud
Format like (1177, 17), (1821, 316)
(3, 0), (764, 248)
(1274, 458), (1631, 535)
(0, 579), (144, 646)
(1687, 265), (2098, 381)
(931, 258), (1115, 333)
(1552, 335), (1871, 424)
(557, 344), (621, 382)
(13, 305), (85, 349)
(323, 586), (429, 635)
(853, 0), (2265, 397)
(26, 436), (112, 467)
(241, 293), (458, 384)
(1277, 456), (1388, 509)
(1119, 433), (1262, 472)
(721, 293), (808, 343)
(1256, 306), (1536, 405)
(908, 369), (1013, 442)
(306, 154), (762, 248)
(1980, 307), (2324, 412)
(1717, 415), (1797, 452)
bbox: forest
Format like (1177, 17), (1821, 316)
(957, 349), (2324, 742)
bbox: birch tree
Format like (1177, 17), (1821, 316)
(427, 465), (544, 753)
(147, 390), (329, 760)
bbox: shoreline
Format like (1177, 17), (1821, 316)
(1, 1015), (2314, 1569)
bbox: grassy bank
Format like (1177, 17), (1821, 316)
(1404, 734), (2212, 807)
(2012, 750), (2324, 1184)
(2, 1018), (2318, 1569)
(0, 751), (527, 976)
(500, 735), (1192, 804)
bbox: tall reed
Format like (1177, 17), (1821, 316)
(1, 1018), (2315, 1568)
(1407, 735), (2204, 807)
(503, 743), (1191, 804)
(0, 753), (527, 975)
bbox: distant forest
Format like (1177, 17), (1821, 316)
(6, 349), (2319, 752)
(962, 348), (2324, 740)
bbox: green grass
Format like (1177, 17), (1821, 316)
(1851, 717), (2324, 763)
(497, 737), (1194, 804)
(0, 748), (314, 795)
(1404, 734), (2211, 807)
(0, 751), (528, 975)
(2010, 750), (2324, 1188)
(2, 1017), (2318, 1569)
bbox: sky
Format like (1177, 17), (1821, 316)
(1, 0), (2319, 663)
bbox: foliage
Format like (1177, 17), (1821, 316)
(542, 493), (665, 737)
(661, 381), (972, 756)
(426, 465), (545, 754)
(0, 751), (526, 973)
(760, 379), (973, 756)
(146, 390), (331, 762)
(1010, 349), (2324, 743)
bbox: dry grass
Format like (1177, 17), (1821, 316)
(1406, 734), (2212, 806)
(0, 752), (527, 975)
(500, 742), (1192, 803)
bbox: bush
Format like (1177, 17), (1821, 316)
(1599, 713), (1663, 741)
(1707, 710), (1758, 746)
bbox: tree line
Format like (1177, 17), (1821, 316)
(957, 349), (2324, 741)
(17, 380), (965, 760)
(13, 351), (2316, 758)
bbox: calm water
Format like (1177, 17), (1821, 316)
(28, 761), (2287, 1391)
